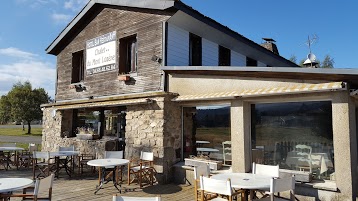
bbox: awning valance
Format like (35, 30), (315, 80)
(172, 82), (346, 102)
(55, 98), (152, 110)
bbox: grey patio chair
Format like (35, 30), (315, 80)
(11, 173), (55, 201)
(33, 151), (56, 179)
(193, 164), (211, 201)
(58, 145), (76, 176)
(104, 151), (124, 183)
(19, 143), (38, 168)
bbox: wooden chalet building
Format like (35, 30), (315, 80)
(42, 0), (358, 200)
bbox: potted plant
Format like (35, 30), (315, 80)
(76, 127), (99, 140)
(118, 74), (130, 81)
(88, 127), (100, 140)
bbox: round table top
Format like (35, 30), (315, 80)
(87, 158), (129, 167)
(50, 151), (80, 157)
(196, 141), (210, 144)
(0, 178), (34, 193)
(211, 173), (271, 190)
(197, 147), (219, 152)
(0, 147), (24, 151)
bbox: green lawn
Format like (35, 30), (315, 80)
(0, 128), (42, 136)
(0, 128), (42, 149)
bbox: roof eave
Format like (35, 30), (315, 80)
(162, 66), (358, 88)
(46, 0), (176, 55)
(172, 1), (298, 67)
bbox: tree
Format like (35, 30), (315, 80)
(289, 55), (297, 64)
(321, 55), (334, 68)
(5, 81), (50, 134)
(291, 53), (334, 68)
(0, 95), (11, 124)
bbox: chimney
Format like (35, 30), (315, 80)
(261, 38), (279, 55)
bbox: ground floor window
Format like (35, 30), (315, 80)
(183, 105), (231, 165)
(251, 101), (334, 180)
(72, 107), (126, 138)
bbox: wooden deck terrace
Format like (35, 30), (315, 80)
(0, 169), (195, 201)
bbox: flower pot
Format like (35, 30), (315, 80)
(76, 134), (94, 140)
(118, 75), (130, 81)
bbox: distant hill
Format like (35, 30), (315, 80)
(196, 107), (230, 127)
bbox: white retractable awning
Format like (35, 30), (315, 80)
(172, 82), (346, 102)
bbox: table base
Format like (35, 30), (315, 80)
(94, 167), (124, 194)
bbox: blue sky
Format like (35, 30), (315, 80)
(0, 0), (357, 98)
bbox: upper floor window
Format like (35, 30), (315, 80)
(246, 57), (257, 66)
(71, 50), (85, 83)
(119, 35), (137, 74)
(189, 33), (202, 66)
(219, 46), (231, 66)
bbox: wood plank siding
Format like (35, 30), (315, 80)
(202, 38), (219, 66)
(56, 7), (173, 101)
(166, 24), (189, 66)
(231, 50), (246, 66)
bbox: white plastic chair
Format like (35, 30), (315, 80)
(253, 175), (295, 201)
(199, 176), (242, 201)
(113, 195), (161, 201)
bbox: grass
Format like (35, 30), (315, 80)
(0, 128), (42, 149)
(196, 127), (231, 148)
(0, 128), (42, 136)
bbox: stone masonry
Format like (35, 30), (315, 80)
(41, 93), (183, 183)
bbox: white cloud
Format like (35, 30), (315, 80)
(0, 48), (56, 98)
(51, 13), (72, 24)
(64, 0), (89, 12)
(0, 47), (37, 60)
(15, 0), (58, 8)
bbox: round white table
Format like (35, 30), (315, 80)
(0, 147), (24, 152)
(87, 159), (129, 194)
(0, 178), (34, 193)
(211, 173), (271, 200)
(196, 141), (210, 144)
(197, 147), (219, 156)
(50, 151), (80, 158)
(0, 147), (24, 170)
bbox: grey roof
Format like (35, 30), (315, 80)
(45, 0), (297, 66)
(46, 0), (175, 54)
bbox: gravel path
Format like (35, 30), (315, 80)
(0, 125), (42, 144)
(0, 135), (42, 144)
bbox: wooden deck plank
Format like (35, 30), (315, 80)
(0, 169), (195, 201)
